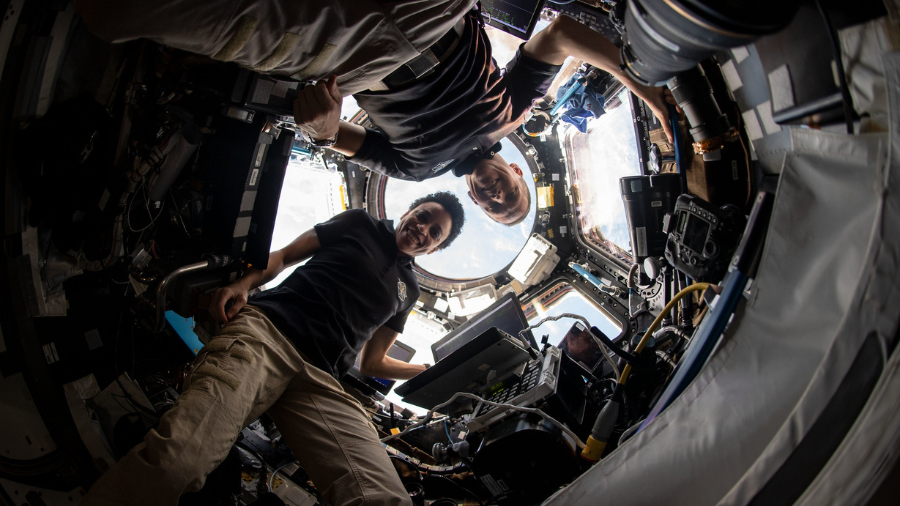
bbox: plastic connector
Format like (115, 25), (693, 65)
(591, 397), (620, 440)
(580, 435), (607, 462)
(581, 387), (622, 462)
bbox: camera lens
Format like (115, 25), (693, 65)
(668, 66), (732, 143)
(621, 0), (801, 86)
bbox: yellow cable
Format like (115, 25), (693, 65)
(618, 282), (712, 385)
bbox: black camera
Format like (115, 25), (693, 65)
(614, 0), (801, 153)
(619, 0), (799, 87)
(662, 194), (745, 282)
(620, 173), (683, 266)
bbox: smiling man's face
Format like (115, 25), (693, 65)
(395, 201), (453, 257)
(465, 154), (529, 225)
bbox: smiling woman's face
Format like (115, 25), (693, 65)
(394, 202), (453, 257)
(465, 154), (529, 224)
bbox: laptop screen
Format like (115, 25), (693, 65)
(557, 321), (605, 372)
(480, 0), (547, 40)
(345, 340), (416, 395)
(431, 292), (536, 363)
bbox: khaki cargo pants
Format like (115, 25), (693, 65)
(75, 0), (476, 95)
(82, 306), (411, 506)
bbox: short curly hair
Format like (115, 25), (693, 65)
(407, 191), (466, 250)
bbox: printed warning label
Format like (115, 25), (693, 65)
(635, 227), (648, 257)
(480, 475), (506, 497)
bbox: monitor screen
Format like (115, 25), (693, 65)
(398, 327), (532, 410)
(480, 0), (547, 40)
(432, 292), (536, 362)
(346, 341), (416, 395)
(557, 321), (605, 372)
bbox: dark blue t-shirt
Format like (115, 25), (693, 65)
(350, 11), (561, 181)
(249, 209), (419, 379)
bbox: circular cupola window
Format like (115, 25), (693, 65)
(380, 136), (537, 281)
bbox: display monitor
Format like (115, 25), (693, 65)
(432, 292), (536, 362)
(397, 327), (532, 410)
(557, 321), (605, 372)
(480, 0), (547, 40)
(345, 341), (416, 396)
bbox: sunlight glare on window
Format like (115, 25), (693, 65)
(524, 282), (622, 344)
(564, 89), (641, 264)
(266, 158), (346, 288)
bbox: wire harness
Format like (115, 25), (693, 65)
(382, 391), (586, 449)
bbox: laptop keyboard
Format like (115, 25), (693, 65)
(477, 360), (542, 416)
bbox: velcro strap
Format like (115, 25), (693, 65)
(213, 16), (259, 62)
(253, 32), (301, 72)
(201, 334), (255, 364)
(193, 363), (241, 390)
(202, 339), (233, 354)
(229, 346), (254, 364)
(291, 43), (338, 81)
(215, 324), (263, 341)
